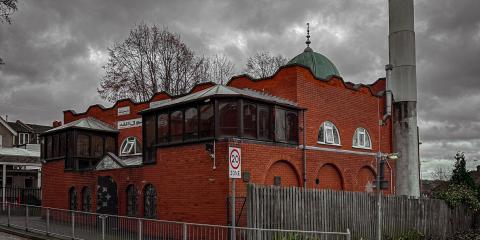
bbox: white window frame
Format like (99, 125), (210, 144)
(317, 121), (341, 146)
(120, 137), (141, 156)
(352, 128), (372, 149)
(19, 133), (29, 145)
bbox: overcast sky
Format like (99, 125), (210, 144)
(1, 0), (479, 179)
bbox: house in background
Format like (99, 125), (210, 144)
(0, 116), (52, 204)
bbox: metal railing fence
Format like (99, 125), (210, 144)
(0, 187), (42, 205)
(0, 202), (351, 240)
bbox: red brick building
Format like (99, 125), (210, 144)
(41, 46), (394, 225)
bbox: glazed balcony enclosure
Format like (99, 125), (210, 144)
(140, 85), (302, 164)
(40, 117), (118, 171)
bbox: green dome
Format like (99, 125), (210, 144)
(288, 47), (340, 79)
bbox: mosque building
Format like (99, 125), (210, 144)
(40, 31), (396, 225)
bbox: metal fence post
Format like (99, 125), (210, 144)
(138, 219), (142, 240)
(256, 228), (262, 240)
(183, 223), (187, 240)
(346, 229), (351, 240)
(46, 208), (50, 236)
(25, 205), (29, 231)
(101, 216), (106, 240)
(7, 203), (10, 227)
(71, 211), (75, 239)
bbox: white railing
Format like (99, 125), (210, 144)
(0, 202), (351, 240)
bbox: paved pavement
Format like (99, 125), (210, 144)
(0, 231), (28, 240)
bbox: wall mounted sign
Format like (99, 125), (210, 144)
(117, 118), (142, 129)
(117, 106), (130, 116)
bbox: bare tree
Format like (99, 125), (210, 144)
(99, 25), (201, 102)
(0, 0), (17, 24)
(203, 54), (234, 85)
(244, 51), (287, 79)
(430, 167), (449, 181)
(1, 0), (18, 66)
(99, 24), (236, 102)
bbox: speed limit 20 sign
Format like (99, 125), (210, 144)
(228, 147), (241, 179)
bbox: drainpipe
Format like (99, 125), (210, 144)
(302, 110), (307, 187)
(383, 64), (393, 124)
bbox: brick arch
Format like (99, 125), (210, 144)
(357, 166), (376, 192)
(315, 163), (344, 190)
(264, 160), (301, 187)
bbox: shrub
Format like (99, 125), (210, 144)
(435, 184), (480, 211)
(385, 230), (425, 240)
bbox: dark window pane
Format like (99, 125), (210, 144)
(286, 111), (298, 143)
(243, 103), (257, 138)
(157, 113), (169, 144)
(170, 110), (183, 143)
(258, 105), (272, 140)
(92, 135), (104, 158)
(219, 100), (238, 136)
(59, 133), (66, 157)
(105, 136), (116, 153)
(184, 107), (198, 141)
(126, 185), (137, 217)
(199, 103), (214, 138)
(66, 132), (75, 169)
(52, 134), (59, 157)
(275, 108), (286, 142)
(144, 115), (156, 163)
(77, 134), (90, 157)
(45, 136), (52, 159)
(69, 187), (77, 211)
(144, 184), (157, 218)
(318, 125), (325, 143)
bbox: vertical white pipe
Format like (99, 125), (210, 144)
(2, 164), (6, 208)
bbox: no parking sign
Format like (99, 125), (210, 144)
(228, 147), (241, 178)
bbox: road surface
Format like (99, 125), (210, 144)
(0, 231), (28, 240)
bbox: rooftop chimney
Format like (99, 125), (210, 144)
(389, 0), (420, 197)
(53, 120), (62, 128)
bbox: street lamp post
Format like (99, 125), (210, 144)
(376, 152), (383, 240)
(376, 152), (398, 240)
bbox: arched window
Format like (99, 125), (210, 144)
(69, 187), (77, 211)
(120, 137), (142, 156)
(318, 121), (340, 145)
(353, 128), (372, 149)
(81, 187), (91, 212)
(126, 185), (137, 217)
(143, 184), (157, 219)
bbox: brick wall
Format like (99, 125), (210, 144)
(42, 64), (395, 225)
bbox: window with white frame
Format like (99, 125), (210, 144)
(353, 128), (371, 149)
(318, 121), (340, 145)
(120, 137), (142, 156)
(19, 133), (29, 145)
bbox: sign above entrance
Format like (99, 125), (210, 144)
(229, 147), (241, 179)
(117, 118), (142, 129)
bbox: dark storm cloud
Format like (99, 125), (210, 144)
(0, 0), (479, 178)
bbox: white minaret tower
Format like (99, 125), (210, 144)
(388, 0), (420, 197)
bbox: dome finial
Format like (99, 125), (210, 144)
(304, 23), (313, 52)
